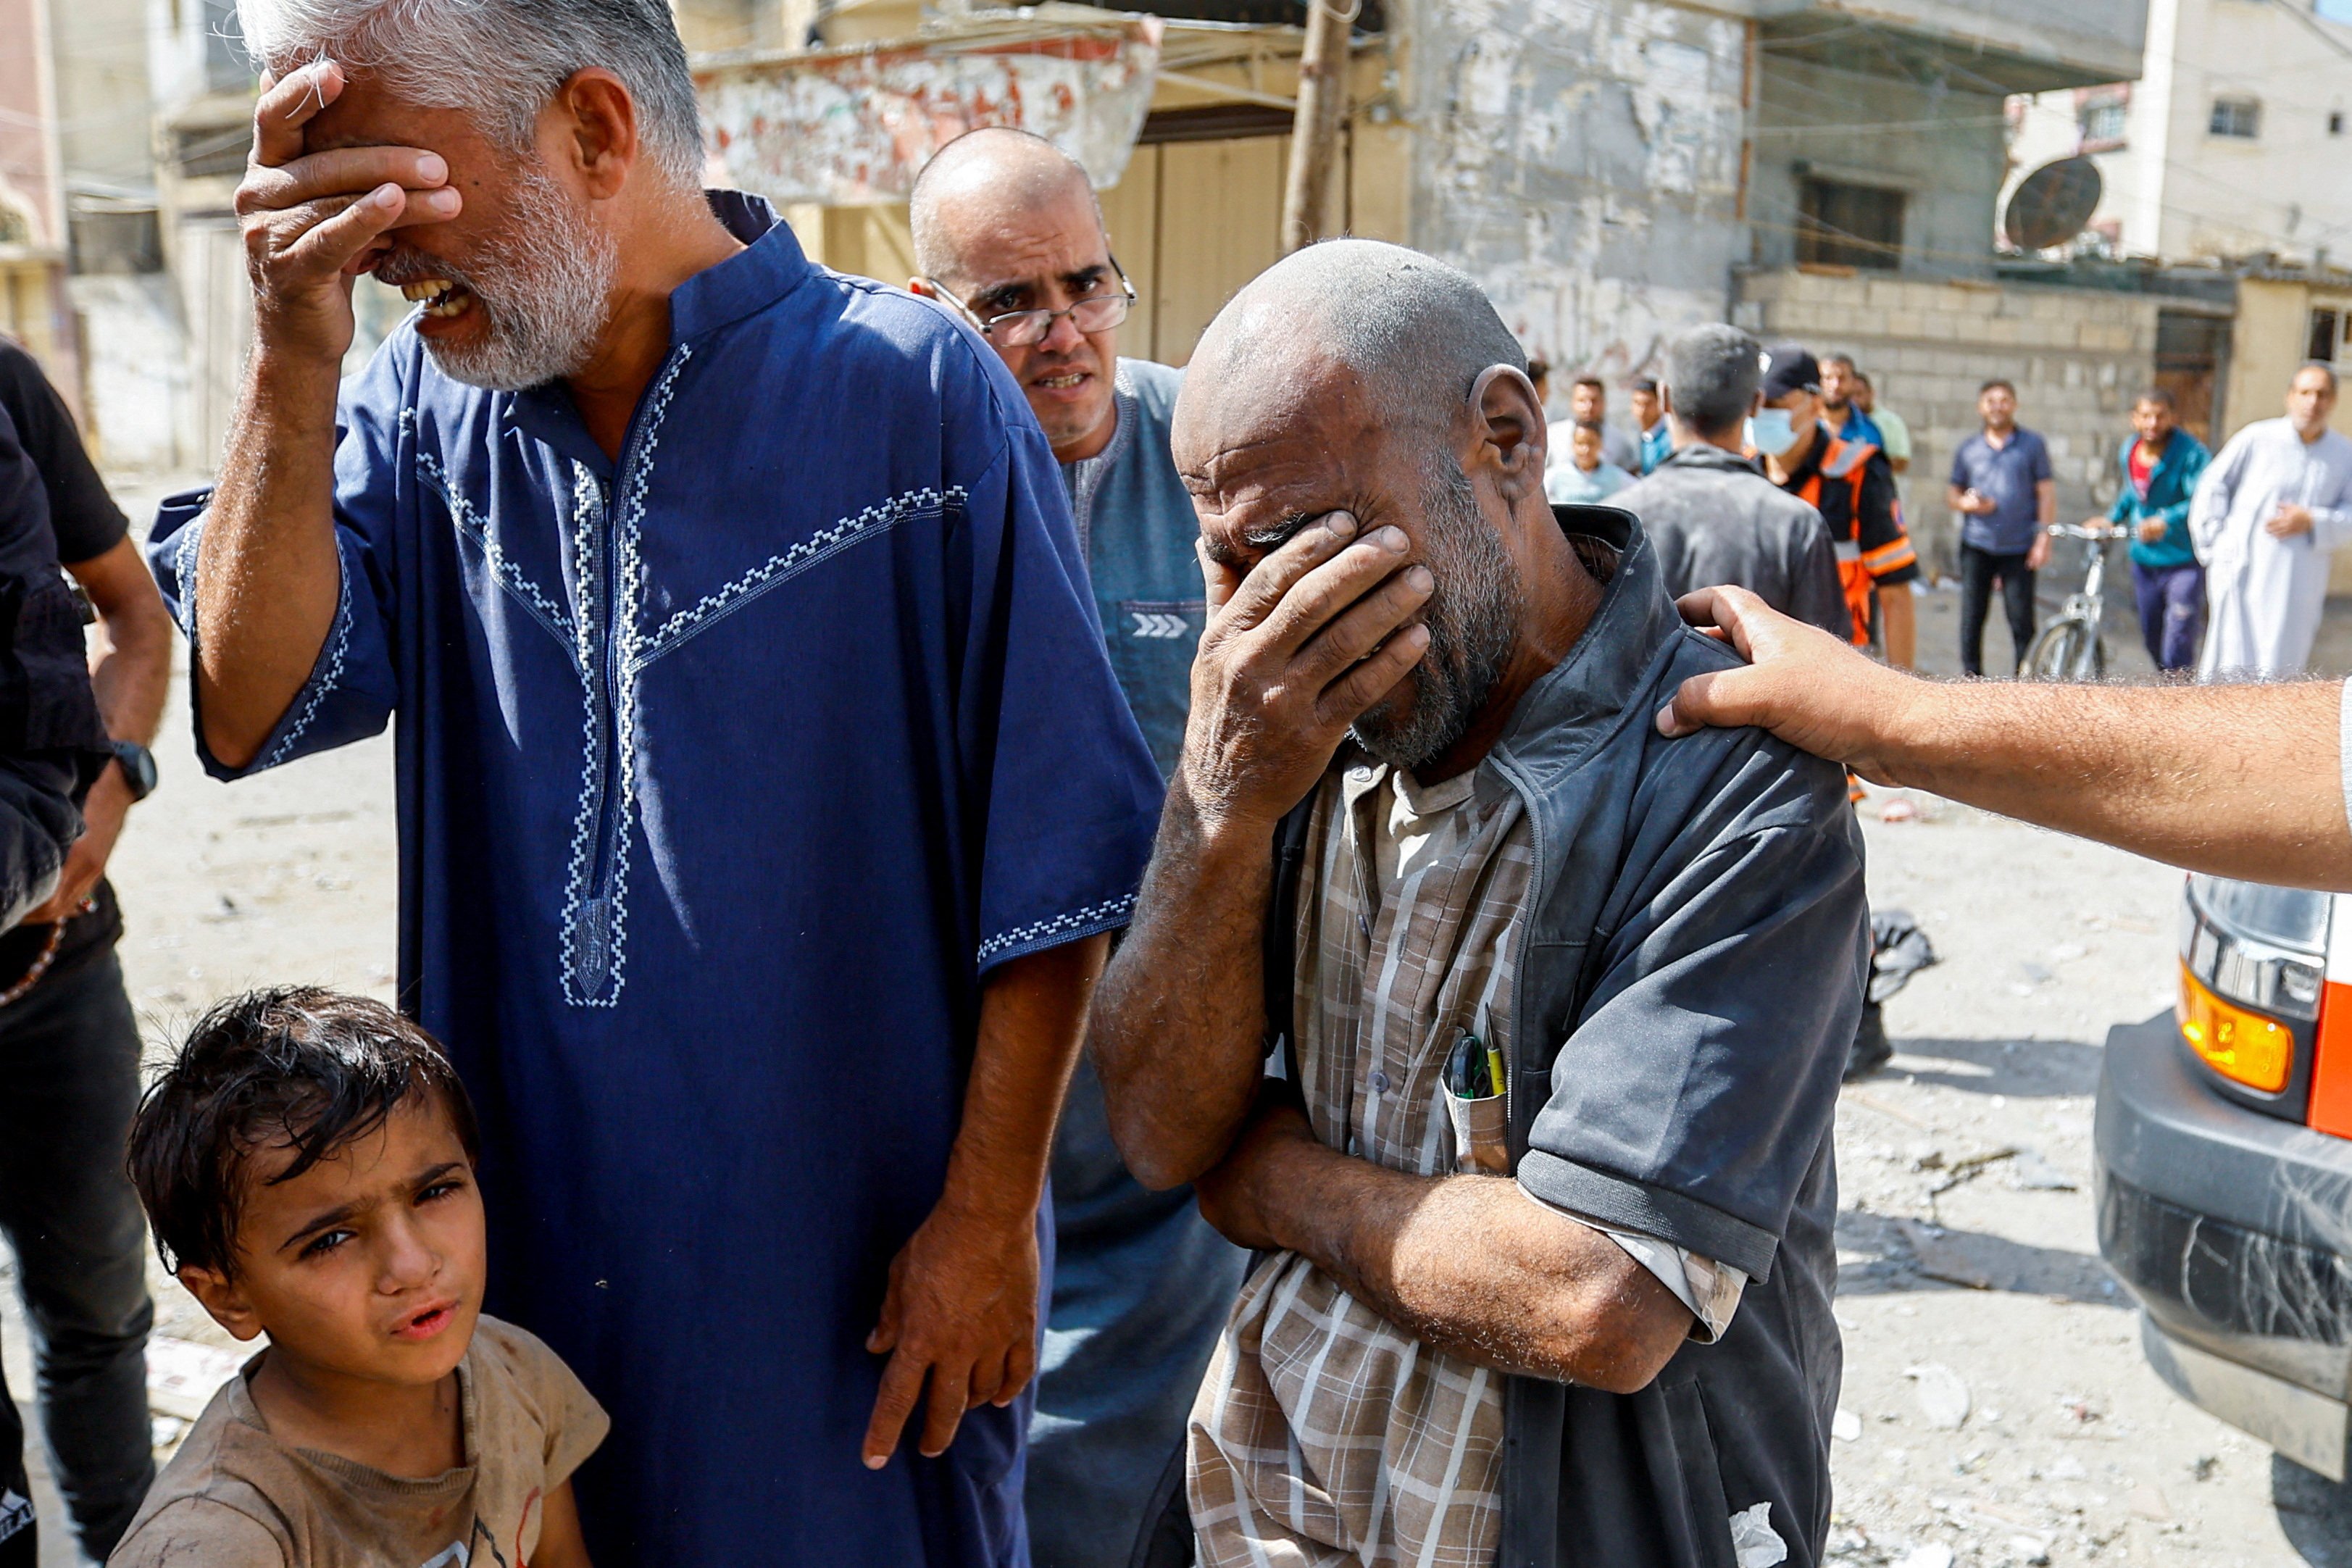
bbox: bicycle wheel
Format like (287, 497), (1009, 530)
(2022, 619), (2085, 680)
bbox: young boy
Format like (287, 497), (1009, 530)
(1544, 417), (1634, 505)
(112, 988), (604, 1567)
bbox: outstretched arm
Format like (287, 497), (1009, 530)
(1656, 585), (2352, 889)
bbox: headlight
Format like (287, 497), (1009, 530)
(2180, 962), (2296, 1092)
(2181, 877), (2329, 1101)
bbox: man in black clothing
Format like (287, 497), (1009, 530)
(0, 337), (172, 1565)
(1619, 324), (1850, 638)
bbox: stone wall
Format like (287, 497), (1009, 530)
(1733, 267), (2161, 578)
(1404, 0), (1750, 385)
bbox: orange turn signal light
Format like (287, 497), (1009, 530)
(2180, 961), (2295, 1093)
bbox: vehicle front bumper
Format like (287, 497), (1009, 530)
(2095, 1012), (2352, 1479)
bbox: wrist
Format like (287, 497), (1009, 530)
(1244, 1119), (1343, 1255)
(933, 1161), (1045, 1233)
(246, 333), (351, 386)
(1166, 774), (1281, 864)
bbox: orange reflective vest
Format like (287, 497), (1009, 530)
(1792, 435), (1892, 647)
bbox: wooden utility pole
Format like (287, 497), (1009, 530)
(1280, 0), (1354, 253)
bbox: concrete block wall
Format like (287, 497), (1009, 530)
(1732, 269), (2161, 580)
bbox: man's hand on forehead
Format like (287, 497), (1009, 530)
(246, 60), (461, 250)
(237, 59), (461, 362)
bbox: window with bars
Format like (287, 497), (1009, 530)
(2081, 101), (2127, 148)
(2311, 309), (2343, 364)
(1796, 179), (1905, 271)
(2210, 98), (2262, 138)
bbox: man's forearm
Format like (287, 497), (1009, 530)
(941, 934), (1108, 1224)
(91, 623), (168, 746)
(1881, 677), (2352, 888)
(1248, 1134), (1684, 1393)
(193, 349), (348, 768)
(77, 538), (173, 746)
(1091, 787), (1283, 1188)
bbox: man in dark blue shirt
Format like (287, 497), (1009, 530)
(1946, 379), (2054, 676)
(146, 25), (1159, 1564)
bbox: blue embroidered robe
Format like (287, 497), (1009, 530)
(148, 196), (1162, 1567)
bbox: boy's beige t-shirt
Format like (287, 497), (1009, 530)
(111, 1315), (608, 1568)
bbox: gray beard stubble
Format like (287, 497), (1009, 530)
(1348, 462), (1523, 772)
(393, 160), (619, 392)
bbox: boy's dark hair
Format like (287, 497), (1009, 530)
(1571, 374), (1606, 395)
(2135, 385), (2177, 410)
(128, 987), (480, 1279)
(1980, 378), (2017, 398)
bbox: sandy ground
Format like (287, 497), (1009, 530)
(8, 521), (2352, 1564)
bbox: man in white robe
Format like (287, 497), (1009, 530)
(2194, 362), (2352, 678)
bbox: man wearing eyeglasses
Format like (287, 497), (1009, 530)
(911, 128), (1246, 1568)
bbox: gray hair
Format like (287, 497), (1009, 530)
(1664, 322), (1761, 439)
(2297, 360), (2341, 395)
(238, 0), (704, 185)
(1197, 239), (1527, 433)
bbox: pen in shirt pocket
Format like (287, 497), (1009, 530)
(1443, 1025), (1509, 1175)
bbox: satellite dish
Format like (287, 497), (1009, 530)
(2004, 157), (2103, 251)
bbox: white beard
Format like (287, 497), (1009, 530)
(417, 162), (618, 392)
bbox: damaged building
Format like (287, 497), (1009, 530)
(697, 0), (2152, 572)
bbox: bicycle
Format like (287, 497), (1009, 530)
(2021, 522), (2127, 681)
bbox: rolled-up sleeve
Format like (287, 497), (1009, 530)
(147, 343), (409, 780)
(1516, 751), (1867, 1280)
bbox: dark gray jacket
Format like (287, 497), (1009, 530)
(1269, 506), (1867, 1568)
(1617, 446), (1851, 638)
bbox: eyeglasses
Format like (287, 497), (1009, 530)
(925, 261), (1136, 348)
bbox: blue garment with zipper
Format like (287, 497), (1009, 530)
(2107, 425), (2211, 570)
(146, 193), (1162, 1568)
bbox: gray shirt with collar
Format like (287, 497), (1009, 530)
(1262, 505), (1867, 1567)
(1615, 444), (1851, 638)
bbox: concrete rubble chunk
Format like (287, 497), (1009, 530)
(1906, 1362), (1972, 1430)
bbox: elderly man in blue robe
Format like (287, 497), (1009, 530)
(144, 0), (1162, 1561)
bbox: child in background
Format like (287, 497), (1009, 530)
(111, 988), (604, 1568)
(1545, 418), (1635, 506)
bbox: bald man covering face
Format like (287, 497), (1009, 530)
(1090, 242), (1867, 1567)
(909, 130), (1246, 1568)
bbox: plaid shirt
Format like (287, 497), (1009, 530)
(1189, 757), (1741, 1567)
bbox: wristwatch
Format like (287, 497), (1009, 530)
(109, 740), (157, 803)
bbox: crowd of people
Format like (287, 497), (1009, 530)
(1, 1), (2352, 1567)
(1535, 334), (2352, 687)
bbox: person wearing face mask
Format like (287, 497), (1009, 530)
(1753, 344), (1918, 670)
(1615, 325), (1850, 639)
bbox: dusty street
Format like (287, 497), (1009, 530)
(6, 541), (2351, 1564)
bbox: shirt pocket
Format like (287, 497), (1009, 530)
(1105, 599), (1206, 779)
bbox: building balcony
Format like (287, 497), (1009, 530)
(1734, 0), (2146, 94)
